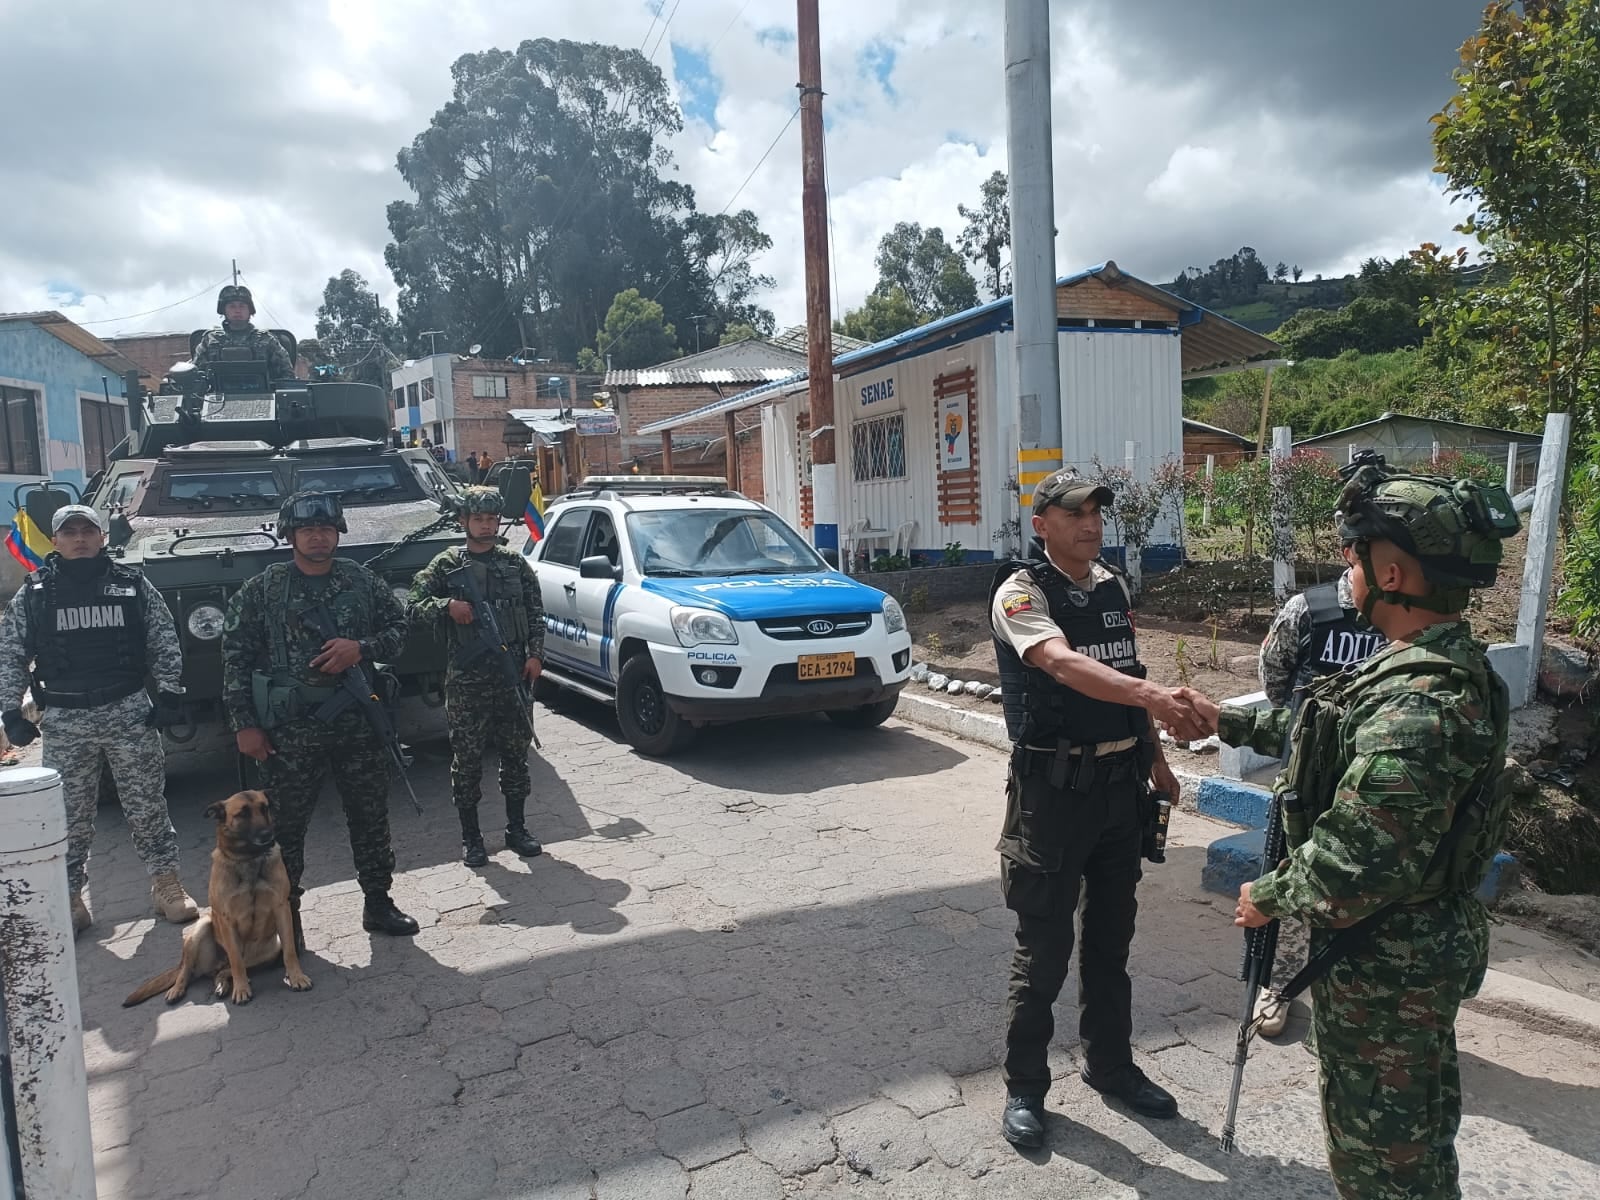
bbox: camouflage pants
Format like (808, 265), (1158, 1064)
(41, 691), (179, 894)
(1312, 962), (1476, 1200)
(446, 677), (533, 823)
(264, 712), (396, 897)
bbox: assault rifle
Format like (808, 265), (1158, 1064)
(299, 604), (424, 815)
(1219, 787), (1290, 1153)
(443, 561), (541, 751)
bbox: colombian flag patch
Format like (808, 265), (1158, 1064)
(1001, 593), (1033, 617)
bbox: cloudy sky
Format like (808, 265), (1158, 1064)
(0, 0), (1486, 348)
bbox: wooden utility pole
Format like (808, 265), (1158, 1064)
(797, 0), (837, 556)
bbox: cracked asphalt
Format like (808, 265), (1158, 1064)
(68, 699), (1600, 1199)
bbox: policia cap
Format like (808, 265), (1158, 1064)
(1032, 469), (1115, 516)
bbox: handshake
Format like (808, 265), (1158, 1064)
(1148, 686), (1221, 744)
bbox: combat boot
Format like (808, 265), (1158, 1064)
(70, 891), (92, 937)
(151, 872), (200, 924)
(458, 807), (488, 868)
(362, 892), (419, 936)
(504, 798), (542, 857)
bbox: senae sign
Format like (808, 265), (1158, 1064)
(858, 375), (895, 407)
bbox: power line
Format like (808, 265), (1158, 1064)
(647, 0), (686, 63)
(639, 0), (665, 51)
(708, 0), (753, 54)
(75, 278), (233, 327)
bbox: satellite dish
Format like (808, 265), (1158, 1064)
(468, 343), (482, 356)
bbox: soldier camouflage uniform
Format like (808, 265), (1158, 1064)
(221, 554), (409, 902)
(0, 553), (186, 901)
(1218, 458), (1520, 1200)
(409, 499), (545, 861)
(192, 322), (294, 381)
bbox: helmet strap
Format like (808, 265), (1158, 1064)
(1355, 545), (1465, 618)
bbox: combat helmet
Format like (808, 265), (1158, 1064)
(1334, 452), (1521, 616)
(217, 284), (255, 317)
(277, 490), (347, 538)
(459, 485), (504, 517)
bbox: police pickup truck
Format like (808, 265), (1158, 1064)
(522, 476), (912, 755)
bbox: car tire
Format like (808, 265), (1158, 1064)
(616, 654), (695, 756)
(825, 696), (899, 730)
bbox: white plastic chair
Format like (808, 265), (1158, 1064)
(842, 517), (869, 573)
(892, 520), (917, 559)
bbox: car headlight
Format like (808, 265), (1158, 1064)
(186, 604), (225, 641)
(670, 606), (738, 647)
(881, 596), (907, 634)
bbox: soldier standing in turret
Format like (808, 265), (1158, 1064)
(192, 284), (295, 382)
(221, 491), (418, 940)
(1194, 462), (1521, 1200)
(408, 486), (545, 867)
(0, 505), (197, 934)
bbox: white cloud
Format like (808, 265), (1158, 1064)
(0, 0), (1483, 348)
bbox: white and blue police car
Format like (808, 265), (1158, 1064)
(522, 476), (913, 755)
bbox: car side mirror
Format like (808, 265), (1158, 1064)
(579, 554), (620, 581)
(498, 465), (532, 520)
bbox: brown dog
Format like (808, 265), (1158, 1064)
(123, 790), (312, 1007)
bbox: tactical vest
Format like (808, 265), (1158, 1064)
(1296, 582), (1387, 696)
(250, 560), (378, 728)
(989, 554), (1147, 747)
(1281, 639), (1513, 903)
(24, 556), (148, 706)
(448, 548), (532, 654)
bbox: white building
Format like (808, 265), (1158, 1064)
(639, 262), (1282, 570)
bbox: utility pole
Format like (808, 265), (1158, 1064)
(231, 258), (239, 286)
(797, 0), (837, 558)
(1005, 0), (1063, 514)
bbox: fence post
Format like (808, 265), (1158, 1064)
(1123, 439), (1141, 593)
(0, 767), (96, 1200)
(1202, 454), (1215, 527)
(1271, 426), (1295, 601)
(1348, 444), (1357, 465)
(1514, 412), (1574, 707)
(1431, 439), (1440, 466)
(1505, 441), (1519, 492)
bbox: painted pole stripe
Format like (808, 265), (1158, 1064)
(1017, 447), (1063, 462)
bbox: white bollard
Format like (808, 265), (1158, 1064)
(1270, 426), (1295, 601)
(0, 767), (96, 1200)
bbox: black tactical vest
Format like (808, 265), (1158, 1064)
(989, 547), (1147, 747)
(1298, 582), (1387, 694)
(25, 555), (148, 704)
(448, 548), (532, 654)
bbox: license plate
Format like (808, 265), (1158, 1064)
(797, 652), (856, 680)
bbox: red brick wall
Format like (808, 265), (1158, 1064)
(737, 425), (765, 501)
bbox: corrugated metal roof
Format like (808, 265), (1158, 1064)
(766, 325), (873, 356)
(1294, 412), (1544, 448)
(0, 309), (141, 375)
(604, 365), (803, 386)
(637, 262), (1283, 434)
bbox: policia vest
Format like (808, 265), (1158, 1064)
(1296, 582), (1386, 693)
(988, 551), (1147, 748)
(23, 555), (149, 708)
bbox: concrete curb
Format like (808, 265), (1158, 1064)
(1468, 969), (1600, 1048)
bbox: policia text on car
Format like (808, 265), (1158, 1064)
(986, 468), (1210, 1149)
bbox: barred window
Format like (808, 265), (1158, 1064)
(471, 374), (508, 398)
(851, 413), (906, 483)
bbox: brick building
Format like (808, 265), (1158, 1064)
(105, 328), (310, 389)
(605, 329), (867, 501)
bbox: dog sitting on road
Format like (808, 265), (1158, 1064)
(123, 790), (312, 1007)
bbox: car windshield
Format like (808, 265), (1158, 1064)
(166, 471), (281, 506)
(625, 508), (826, 577)
(293, 464), (407, 502)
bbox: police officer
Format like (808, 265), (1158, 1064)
(0, 505), (197, 934)
(1259, 567), (1388, 713)
(192, 284), (295, 382)
(1200, 462), (1520, 1199)
(221, 491), (418, 938)
(988, 469), (1209, 1148)
(408, 486), (545, 866)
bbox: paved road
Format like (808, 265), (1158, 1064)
(68, 698), (1600, 1199)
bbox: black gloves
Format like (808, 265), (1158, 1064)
(2, 709), (39, 747)
(148, 691), (187, 731)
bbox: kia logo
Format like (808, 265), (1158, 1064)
(807, 618), (836, 636)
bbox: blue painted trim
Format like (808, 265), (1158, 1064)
(544, 646), (612, 686)
(814, 522), (839, 550)
(599, 582), (623, 677)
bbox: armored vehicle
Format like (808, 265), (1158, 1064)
(24, 332), (500, 745)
